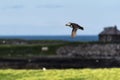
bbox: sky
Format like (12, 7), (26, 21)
(0, 0), (120, 35)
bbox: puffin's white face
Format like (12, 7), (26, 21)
(65, 22), (71, 26)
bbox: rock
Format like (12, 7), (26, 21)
(56, 43), (120, 57)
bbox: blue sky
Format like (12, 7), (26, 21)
(0, 0), (120, 35)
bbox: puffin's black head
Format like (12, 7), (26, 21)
(65, 22), (71, 26)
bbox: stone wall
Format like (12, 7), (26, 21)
(1, 43), (120, 69)
(56, 43), (120, 57)
(0, 57), (120, 69)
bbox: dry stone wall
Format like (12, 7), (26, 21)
(56, 43), (120, 57)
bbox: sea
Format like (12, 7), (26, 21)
(0, 35), (98, 42)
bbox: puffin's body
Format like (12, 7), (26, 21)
(65, 22), (84, 38)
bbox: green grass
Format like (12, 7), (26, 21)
(0, 68), (120, 80)
(0, 40), (118, 58)
(0, 40), (69, 58)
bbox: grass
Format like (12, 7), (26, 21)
(0, 68), (120, 80)
(0, 40), (69, 58)
(0, 45), (61, 58)
(0, 40), (119, 58)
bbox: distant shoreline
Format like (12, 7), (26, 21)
(0, 35), (98, 42)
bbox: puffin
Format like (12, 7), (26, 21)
(65, 22), (84, 38)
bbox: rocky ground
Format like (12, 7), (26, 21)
(56, 43), (120, 57)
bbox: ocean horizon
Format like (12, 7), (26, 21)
(0, 35), (98, 42)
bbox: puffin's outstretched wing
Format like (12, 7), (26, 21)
(78, 25), (84, 30)
(71, 28), (77, 38)
(71, 23), (84, 30)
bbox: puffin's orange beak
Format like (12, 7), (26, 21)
(65, 24), (69, 26)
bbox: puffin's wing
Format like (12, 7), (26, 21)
(78, 25), (84, 30)
(71, 23), (84, 30)
(71, 28), (77, 38)
(75, 24), (84, 30)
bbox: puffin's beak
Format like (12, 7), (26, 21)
(65, 24), (68, 26)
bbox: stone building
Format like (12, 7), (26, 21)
(99, 25), (120, 42)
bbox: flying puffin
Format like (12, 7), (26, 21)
(65, 22), (84, 38)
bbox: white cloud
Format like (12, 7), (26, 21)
(36, 4), (63, 8)
(2, 5), (24, 10)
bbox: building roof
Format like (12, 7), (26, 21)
(99, 25), (120, 35)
